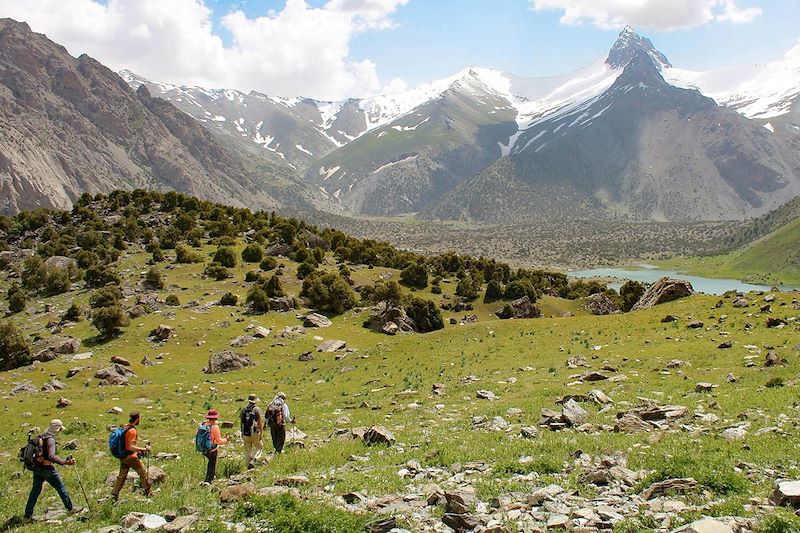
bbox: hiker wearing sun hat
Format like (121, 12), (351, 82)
(23, 419), (82, 521)
(195, 409), (227, 483)
(240, 394), (263, 469)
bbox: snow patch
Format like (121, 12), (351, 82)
(295, 144), (313, 155)
(764, 122), (775, 133)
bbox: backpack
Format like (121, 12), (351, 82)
(19, 434), (45, 471)
(108, 426), (130, 459)
(195, 424), (215, 452)
(267, 402), (284, 428)
(240, 405), (260, 437)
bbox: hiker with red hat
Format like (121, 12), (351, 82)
(195, 409), (227, 484)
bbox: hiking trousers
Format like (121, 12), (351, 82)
(270, 425), (286, 454)
(243, 433), (262, 466)
(203, 449), (218, 483)
(25, 467), (73, 518)
(112, 455), (151, 498)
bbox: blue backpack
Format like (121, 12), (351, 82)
(195, 424), (214, 452)
(108, 427), (129, 459)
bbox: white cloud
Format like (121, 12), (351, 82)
(0, 0), (408, 100)
(531, 0), (762, 31)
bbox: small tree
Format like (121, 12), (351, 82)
(504, 279), (539, 302)
(0, 320), (31, 371)
(405, 297), (444, 333)
(144, 267), (164, 290)
(21, 256), (46, 291)
(484, 279), (503, 303)
(370, 280), (403, 310)
(90, 286), (122, 309)
(63, 302), (82, 322)
(91, 306), (129, 338)
(165, 294), (180, 306)
(301, 272), (357, 315)
(175, 245), (203, 264)
(296, 261), (316, 280)
(264, 275), (285, 298)
(241, 244), (264, 263)
(246, 287), (270, 313)
(400, 262), (428, 289)
(213, 247), (237, 268)
(84, 264), (121, 288)
(7, 285), (26, 314)
(455, 275), (479, 301)
(220, 292), (238, 306)
(619, 280), (646, 312)
(260, 256), (278, 271)
(204, 263), (232, 281)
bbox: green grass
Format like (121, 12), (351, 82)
(1, 245), (800, 531)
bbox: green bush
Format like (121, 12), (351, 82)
(7, 286), (26, 314)
(757, 509), (800, 533)
(175, 245), (204, 264)
(21, 256), (46, 291)
(0, 320), (31, 371)
(241, 243), (264, 263)
(455, 275), (479, 301)
(204, 263), (232, 281)
(213, 246), (237, 268)
(63, 302), (83, 322)
(84, 264), (121, 288)
(165, 294), (180, 306)
(220, 293), (238, 306)
(91, 305), (129, 338)
(260, 256), (278, 271)
(404, 297), (444, 333)
(245, 271), (261, 283)
(301, 272), (357, 315)
(264, 275), (285, 298)
(144, 267), (164, 290)
(89, 286), (122, 309)
(296, 261), (316, 280)
(503, 279), (539, 302)
(619, 280), (646, 312)
(400, 262), (428, 289)
(246, 287), (270, 313)
(484, 279), (503, 303)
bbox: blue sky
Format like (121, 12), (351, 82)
(1, 0), (797, 99)
(208, 0), (799, 85)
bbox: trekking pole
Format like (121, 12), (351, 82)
(68, 455), (91, 512)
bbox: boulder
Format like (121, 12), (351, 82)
(219, 482), (257, 503)
(150, 324), (173, 341)
(588, 389), (612, 405)
(317, 340), (346, 353)
(363, 426), (395, 446)
(120, 513), (167, 530)
(41, 378), (67, 392)
(770, 480), (800, 507)
(381, 321), (399, 335)
(56, 397), (72, 408)
(127, 305), (148, 319)
(252, 326), (272, 338)
(303, 313), (332, 328)
(496, 296), (541, 319)
(110, 355), (131, 366)
(364, 517), (398, 533)
(476, 389), (496, 400)
(642, 478), (697, 500)
(562, 399), (588, 426)
(632, 277), (694, 310)
(366, 305), (416, 334)
(673, 518), (734, 533)
(229, 334), (255, 348)
(695, 382), (715, 393)
(688, 320), (704, 329)
(718, 341), (733, 349)
(205, 351), (255, 374)
(66, 367), (83, 378)
(767, 317), (787, 328)
(163, 514), (199, 533)
(140, 355), (154, 367)
(266, 243), (293, 257)
(303, 230), (330, 251)
(442, 513), (481, 531)
(275, 475), (309, 487)
(298, 351), (314, 361)
(269, 297), (295, 312)
(45, 256), (77, 270)
(732, 298), (750, 308)
(765, 351), (780, 367)
(94, 364), (136, 386)
(584, 293), (619, 315)
(10, 381), (36, 396)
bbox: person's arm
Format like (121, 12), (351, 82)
(211, 424), (227, 445)
(45, 437), (71, 465)
(127, 428), (149, 453)
(283, 403), (292, 423)
(257, 408), (264, 433)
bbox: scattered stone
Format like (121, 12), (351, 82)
(496, 295), (541, 319)
(718, 341), (732, 349)
(432, 383), (445, 395)
(588, 389), (612, 405)
(661, 315), (678, 323)
(268, 297), (295, 312)
(642, 478), (697, 500)
(94, 365), (136, 386)
(162, 514), (199, 533)
(205, 351), (255, 374)
(476, 389), (496, 400)
(140, 355), (154, 367)
(520, 426), (538, 439)
(120, 513), (167, 530)
(317, 340), (347, 352)
(363, 426), (395, 446)
(765, 351), (780, 367)
(110, 355), (131, 366)
(364, 517), (398, 533)
(688, 320), (704, 329)
(229, 334), (255, 348)
(721, 424), (749, 441)
(63, 439), (79, 450)
(298, 351), (314, 361)
(695, 382), (716, 393)
(767, 317), (787, 328)
(220, 482), (257, 503)
(562, 399), (588, 426)
(442, 513), (481, 531)
(56, 397), (71, 408)
(733, 297), (750, 308)
(253, 326), (272, 338)
(150, 324), (174, 341)
(770, 480), (800, 508)
(304, 313), (332, 328)
(632, 277), (694, 310)
(674, 518), (734, 533)
(71, 352), (93, 361)
(275, 475), (309, 487)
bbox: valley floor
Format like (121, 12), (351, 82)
(2, 247), (800, 531)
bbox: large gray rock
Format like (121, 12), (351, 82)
(363, 426), (395, 446)
(642, 478), (697, 500)
(672, 518), (733, 533)
(562, 398), (588, 426)
(94, 364), (136, 386)
(45, 256), (77, 270)
(317, 340), (346, 352)
(584, 293), (619, 315)
(632, 277), (694, 310)
(770, 480), (800, 507)
(303, 313), (332, 328)
(269, 297), (295, 312)
(205, 351), (255, 374)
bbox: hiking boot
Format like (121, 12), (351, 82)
(20, 516), (35, 525)
(199, 481), (211, 487)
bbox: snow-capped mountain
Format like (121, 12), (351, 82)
(119, 26), (800, 222)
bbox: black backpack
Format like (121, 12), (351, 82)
(240, 405), (260, 436)
(19, 434), (47, 471)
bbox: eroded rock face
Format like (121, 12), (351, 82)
(584, 293), (619, 315)
(205, 351), (255, 373)
(363, 426), (395, 446)
(94, 364), (136, 386)
(632, 277), (694, 310)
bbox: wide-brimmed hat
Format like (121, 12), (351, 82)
(205, 409), (220, 420)
(247, 394), (259, 404)
(47, 419), (65, 434)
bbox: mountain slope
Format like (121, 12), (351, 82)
(424, 29), (800, 223)
(0, 19), (315, 215)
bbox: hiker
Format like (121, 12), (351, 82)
(267, 392), (294, 454)
(196, 409), (227, 484)
(23, 419), (81, 521)
(111, 411), (153, 501)
(240, 394), (263, 469)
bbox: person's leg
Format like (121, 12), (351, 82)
(276, 426), (286, 453)
(43, 469), (73, 511)
(253, 433), (263, 462)
(112, 460), (131, 500)
(24, 470), (46, 518)
(243, 435), (254, 467)
(128, 456), (151, 495)
(270, 426), (278, 452)
(204, 450), (217, 483)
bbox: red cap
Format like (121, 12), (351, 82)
(205, 409), (220, 419)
